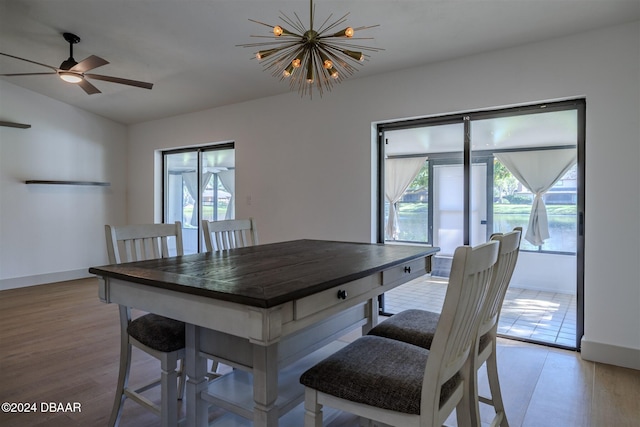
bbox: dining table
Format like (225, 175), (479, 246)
(89, 239), (440, 427)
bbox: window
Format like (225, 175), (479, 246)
(493, 159), (577, 253)
(379, 104), (580, 255)
(163, 143), (235, 253)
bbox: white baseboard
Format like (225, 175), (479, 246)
(581, 337), (640, 370)
(0, 269), (93, 291)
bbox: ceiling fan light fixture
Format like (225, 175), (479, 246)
(59, 71), (83, 83)
(0, 32), (153, 94)
(238, 0), (381, 98)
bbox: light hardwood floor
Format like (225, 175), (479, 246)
(1, 278), (638, 427)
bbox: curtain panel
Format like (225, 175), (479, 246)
(218, 170), (235, 220)
(385, 157), (427, 240)
(183, 172), (213, 227)
(495, 149), (576, 246)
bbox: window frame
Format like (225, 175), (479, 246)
(162, 142), (235, 253)
(377, 99), (584, 256)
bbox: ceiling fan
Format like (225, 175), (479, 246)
(0, 32), (153, 94)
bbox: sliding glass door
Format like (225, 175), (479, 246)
(380, 118), (492, 276)
(378, 100), (585, 349)
(163, 143), (235, 253)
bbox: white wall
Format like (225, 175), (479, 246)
(0, 81), (127, 289)
(511, 252), (576, 294)
(127, 22), (640, 369)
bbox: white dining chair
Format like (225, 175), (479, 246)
(201, 217), (259, 377)
(367, 227), (522, 427)
(202, 218), (258, 252)
(105, 222), (186, 427)
(300, 240), (499, 427)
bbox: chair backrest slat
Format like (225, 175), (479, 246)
(444, 254), (494, 376)
(202, 218), (258, 252)
(105, 222), (183, 264)
(421, 240), (499, 422)
(123, 239), (135, 263)
(481, 227), (522, 336)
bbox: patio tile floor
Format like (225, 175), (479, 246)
(383, 275), (578, 348)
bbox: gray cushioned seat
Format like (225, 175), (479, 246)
(368, 309), (440, 349)
(299, 335), (460, 414)
(368, 309), (491, 353)
(478, 333), (490, 352)
(127, 313), (185, 353)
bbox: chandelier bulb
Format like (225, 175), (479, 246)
(343, 49), (364, 62)
(319, 52), (333, 69)
(328, 67), (339, 79)
(306, 62), (314, 83)
(256, 48), (279, 60)
(273, 25), (293, 37)
(283, 64), (294, 77)
(292, 57), (302, 68)
(334, 27), (355, 38)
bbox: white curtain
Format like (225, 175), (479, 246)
(218, 170), (235, 220)
(385, 157), (428, 240)
(183, 171), (213, 227)
(495, 149), (576, 246)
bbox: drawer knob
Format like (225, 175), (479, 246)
(404, 266), (412, 273)
(337, 290), (348, 300)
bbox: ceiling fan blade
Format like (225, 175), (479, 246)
(0, 72), (56, 76)
(0, 52), (58, 71)
(70, 55), (109, 73)
(85, 73), (153, 90)
(77, 78), (101, 95)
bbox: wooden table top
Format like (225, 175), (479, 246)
(89, 239), (440, 308)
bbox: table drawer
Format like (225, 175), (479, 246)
(294, 276), (375, 320)
(382, 257), (428, 285)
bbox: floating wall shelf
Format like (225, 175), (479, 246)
(25, 180), (110, 186)
(1, 121), (31, 129)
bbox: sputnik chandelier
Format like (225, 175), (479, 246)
(238, 0), (381, 98)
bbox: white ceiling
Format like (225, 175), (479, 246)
(1, 0), (638, 125)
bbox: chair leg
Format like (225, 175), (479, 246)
(303, 388), (323, 427)
(468, 348), (482, 427)
(456, 356), (475, 427)
(109, 306), (133, 427)
(485, 348), (509, 427)
(177, 358), (186, 401)
(159, 352), (180, 427)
